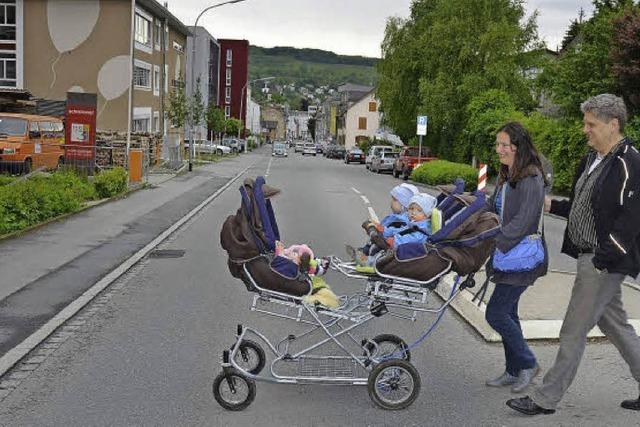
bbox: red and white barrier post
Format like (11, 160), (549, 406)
(477, 163), (487, 192)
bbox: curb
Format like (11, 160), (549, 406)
(0, 161), (257, 378)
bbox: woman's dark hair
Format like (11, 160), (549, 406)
(497, 122), (548, 188)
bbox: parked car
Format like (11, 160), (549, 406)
(323, 144), (336, 158)
(221, 138), (242, 153)
(302, 142), (317, 156)
(393, 146), (437, 180)
(324, 144), (345, 159)
(370, 151), (399, 173)
(272, 142), (288, 157)
(187, 139), (232, 156)
(295, 141), (305, 153)
(0, 113), (65, 174)
(315, 144), (323, 154)
(344, 148), (365, 164)
(365, 145), (395, 170)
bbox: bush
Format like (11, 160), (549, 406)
(93, 167), (128, 199)
(0, 171), (95, 235)
(0, 175), (15, 186)
(627, 115), (640, 144)
(411, 160), (478, 189)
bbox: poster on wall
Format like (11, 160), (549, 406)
(65, 92), (97, 170)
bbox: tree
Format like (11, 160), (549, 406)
(166, 80), (187, 129)
(224, 118), (242, 136)
(610, 6), (640, 114)
(205, 104), (226, 140)
(377, 0), (540, 159)
(189, 77), (205, 138)
(307, 115), (316, 140)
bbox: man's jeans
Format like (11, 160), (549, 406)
(532, 253), (640, 409)
(486, 283), (537, 376)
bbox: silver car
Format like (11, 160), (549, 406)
(370, 151), (399, 173)
(302, 143), (317, 156)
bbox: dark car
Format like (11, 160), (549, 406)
(327, 145), (346, 159)
(344, 148), (365, 164)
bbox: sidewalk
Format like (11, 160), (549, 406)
(437, 269), (640, 342)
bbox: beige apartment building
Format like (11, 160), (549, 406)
(8, 0), (189, 137)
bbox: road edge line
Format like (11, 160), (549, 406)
(0, 162), (256, 378)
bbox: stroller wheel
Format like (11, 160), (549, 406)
(213, 369), (256, 411)
(368, 359), (421, 410)
(231, 340), (266, 375)
(363, 334), (411, 361)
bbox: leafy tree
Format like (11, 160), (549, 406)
(189, 77), (205, 134)
(166, 79), (187, 129)
(307, 116), (316, 140)
(224, 118), (242, 136)
(610, 5), (640, 114)
(205, 104), (225, 140)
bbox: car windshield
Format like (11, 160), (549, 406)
(350, 149), (362, 154)
(304, 143), (315, 148)
(274, 143), (285, 150)
(0, 117), (27, 136)
(405, 147), (431, 157)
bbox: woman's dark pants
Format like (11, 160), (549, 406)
(486, 283), (537, 376)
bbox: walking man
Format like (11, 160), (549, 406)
(507, 93), (640, 415)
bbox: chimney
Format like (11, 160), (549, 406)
(163, 2), (168, 9)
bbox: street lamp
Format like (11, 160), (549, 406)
(239, 76), (274, 139)
(188, 0), (247, 172)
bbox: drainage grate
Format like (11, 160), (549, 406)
(149, 249), (186, 258)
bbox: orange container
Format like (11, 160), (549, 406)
(129, 149), (143, 183)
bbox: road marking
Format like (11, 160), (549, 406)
(360, 195), (370, 204)
(0, 161), (258, 378)
(265, 157), (273, 177)
(368, 207), (380, 223)
(351, 187), (361, 194)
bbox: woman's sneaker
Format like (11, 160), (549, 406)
(486, 371), (518, 387)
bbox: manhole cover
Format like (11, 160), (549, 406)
(149, 249), (186, 258)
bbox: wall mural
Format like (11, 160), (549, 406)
(97, 55), (131, 118)
(46, 0), (100, 92)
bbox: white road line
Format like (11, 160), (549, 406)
(265, 157), (273, 177)
(351, 187), (361, 194)
(368, 207), (380, 223)
(0, 161), (258, 378)
(360, 195), (370, 204)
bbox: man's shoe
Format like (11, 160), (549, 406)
(621, 395), (640, 410)
(511, 365), (540, 393)
(506, 396), (555, 415)
(486, 371), (518, 387)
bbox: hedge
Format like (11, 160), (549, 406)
(411, 160), (478, 189)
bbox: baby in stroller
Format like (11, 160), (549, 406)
(355, 193), (438, 267)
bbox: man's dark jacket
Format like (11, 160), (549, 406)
(550, 138), (640, 277)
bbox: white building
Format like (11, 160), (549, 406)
(344, 90), (381, 150)
(246, 87), (261, 136)
(186, 26), (220, 140)
(287, 110), (309, 139)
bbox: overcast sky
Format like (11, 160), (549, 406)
(168, 0), (595, 58)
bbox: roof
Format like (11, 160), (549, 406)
(137, 0), (191, 37)
(338, 83), (374, 93)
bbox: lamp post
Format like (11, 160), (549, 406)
(188, 0), (247, 172)
(239, 76), (274, 139)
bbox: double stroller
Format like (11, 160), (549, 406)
(215, 176), (500, 410)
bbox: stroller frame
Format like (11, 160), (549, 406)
(214, 256), (472, 411)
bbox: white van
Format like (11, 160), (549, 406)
(366, 145), (395, 170)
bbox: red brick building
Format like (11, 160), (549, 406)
(217, 39), (249, 122)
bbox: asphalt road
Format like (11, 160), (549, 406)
(0, 148), (638, 426)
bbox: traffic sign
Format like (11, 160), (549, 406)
(417, 115), (428, 136)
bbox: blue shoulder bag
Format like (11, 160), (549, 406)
(492, 185), (545, 273)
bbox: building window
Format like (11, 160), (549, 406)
(224, 106), (231, 118)
(225, 86), (231, 104)
(153, 111), (160, 133)
(368, 102), (377, 112)
(134, 60), (152, 90)
(134, 9), (152, 52)
(225, 67), (231, 86)
(153, 65), (160, 96)
(173, 41), (184, 54)
(0, 1), (17, 88)
(0, 2), (16, 41)
(132, 118), (150, 133)
(154, 20), (162, 50)
(358, 117), (367, 130)
(226, 49), (232, 66)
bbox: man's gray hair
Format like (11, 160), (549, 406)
(580, 93), (628, 132)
